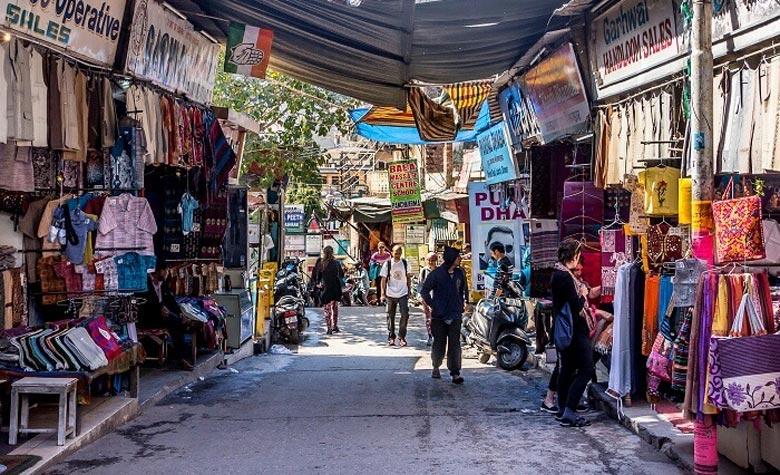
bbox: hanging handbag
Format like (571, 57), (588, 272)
(706, 291), (780, 412)
(553, 302), (574, 351)
(712, 177), (766, 263)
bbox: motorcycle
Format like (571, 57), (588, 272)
(462, 280), (531, 371)
(272, 257), (310, 344)
(350, 273), (369, 306)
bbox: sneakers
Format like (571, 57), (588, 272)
(431, 368), (441, 379)
(326, 329), (333, 335)
(451, 375), (464, 384)
(332, 326), (341, 333)
(576, 403), (590, 413)
(398, 338), (407, 347)
(426, 336), (433, 347)
(540, 402), (559, 414)
(388, 338), (395, 346)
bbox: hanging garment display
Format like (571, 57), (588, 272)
(638, 166), (680, 216)
(600, 228), (632, 300)
(672, 258), (707, 307)
(5, 39), (34, 142)
(623, 174), (650, 234)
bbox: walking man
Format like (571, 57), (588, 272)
(421, 246), (468, 384)
(380, 244), (411, 347)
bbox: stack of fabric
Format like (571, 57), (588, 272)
(4, 316), (130, 372)
(176, 297), (226, 325)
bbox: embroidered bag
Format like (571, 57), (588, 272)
(706, 291), (780, 412)
(712, 178), (765, 263)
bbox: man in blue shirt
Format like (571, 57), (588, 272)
(421, 246), (469, 384)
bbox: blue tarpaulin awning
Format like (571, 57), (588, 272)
(350, 101), (491, 145)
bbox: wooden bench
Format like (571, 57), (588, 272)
(9, 377), (78, 446)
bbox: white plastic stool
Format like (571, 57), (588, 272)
(9, 377), (78, 446)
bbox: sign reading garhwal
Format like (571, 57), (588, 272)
(388, 160), (424, 224)
(521, 43), (590, 144)
(477, 121), (517, 186)
(591, 0), (682, 88)
(225, 22), (274, 79)
(124, 0), (221, 104)
(1, 0), (126, 66)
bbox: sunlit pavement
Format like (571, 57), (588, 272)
(45, 305), (682, 475)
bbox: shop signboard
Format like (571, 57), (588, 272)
(406, 246), (420, 275)
(467, 181), (526, 291)
(497, 82), (541, 148)
(305, 234), (323, 255)
(591, 0), (682, 88)
(284, 234), (305, 257)
(521, 43), (590, 144)
(712, 0), (780, 42)
(388, 160), (424, 224)
(1, 0), (127, 65)
(477, 121), (517, 185)
(406, 224), (426, 244)
(392, 226), (406, 244)
(124, 0), (221, 104)
(283, 204), (305, 232)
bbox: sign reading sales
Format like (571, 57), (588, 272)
(477, 121), (517, 185)
(1, 0), (126, 65)
(388, 160), (424, 224)
(125, 0), (220, 104)
(591, 0), (682, 87)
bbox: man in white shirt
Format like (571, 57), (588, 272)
(380, 244), (411, 347)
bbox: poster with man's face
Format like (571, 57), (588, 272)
(468, 182), (526, 291)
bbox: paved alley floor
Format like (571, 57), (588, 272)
(45, 305), (683, 475)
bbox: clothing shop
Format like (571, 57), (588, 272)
(578, 0), (780, 470)
(0, 0), (249, 440)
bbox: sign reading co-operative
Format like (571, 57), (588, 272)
(124, 0), (220, 104)
(1, 0), (126, 65)
(477, 121), (517, 186)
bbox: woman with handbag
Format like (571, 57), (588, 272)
(549, 239), (594, 427)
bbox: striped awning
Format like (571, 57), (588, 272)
(360, 80), (493, 136)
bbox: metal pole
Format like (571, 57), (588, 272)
(689, 3), (718, 474)
(690, 0), (714, 236)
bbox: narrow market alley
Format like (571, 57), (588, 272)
(44, 307), (682, 475)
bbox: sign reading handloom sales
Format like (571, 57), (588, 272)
(1, 0), (127, 66)
(591, 0), (682, 88)
(388, 160), (424, 224)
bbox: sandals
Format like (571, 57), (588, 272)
(559, 416), (591, 428)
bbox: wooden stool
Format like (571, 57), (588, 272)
(138, 328), (171, 367)
(9, 377), (78, 446)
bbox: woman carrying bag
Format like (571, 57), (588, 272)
(550, 239), (594, 428)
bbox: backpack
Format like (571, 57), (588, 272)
(383, 259), (409, 280)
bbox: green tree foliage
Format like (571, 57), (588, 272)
(212, 51), (359, 187)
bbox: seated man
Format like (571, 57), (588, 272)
(139, 268), (193, 370)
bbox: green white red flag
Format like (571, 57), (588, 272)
(225, 22), (274, 79)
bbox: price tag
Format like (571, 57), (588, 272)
(170, 244), (181, 253)
(192, 223), (201, 233)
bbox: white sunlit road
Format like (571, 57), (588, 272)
(45, 305), (682, 475)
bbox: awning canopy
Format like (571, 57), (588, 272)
(349, 196), (392, 223)
(169, 0), (570, 109)
(350, 100), (492, 145)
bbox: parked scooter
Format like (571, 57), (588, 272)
(462, 280), (530, 370)
(273, 257), (310, 344)
(350, 273), (369, 306)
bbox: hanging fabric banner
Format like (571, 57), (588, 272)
(388, 160), (424, 224)
(225, 22), (274, 79)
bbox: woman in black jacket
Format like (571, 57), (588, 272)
(550, 239), (593, 427)
(316, 246), (343, 335)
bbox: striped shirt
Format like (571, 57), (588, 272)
(96, 194), (157, 256)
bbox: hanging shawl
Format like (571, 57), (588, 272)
(203, 111), (237, 194)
